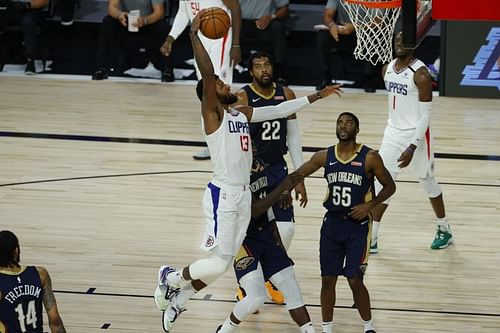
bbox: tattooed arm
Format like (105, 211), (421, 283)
(38, 266), (66, 333)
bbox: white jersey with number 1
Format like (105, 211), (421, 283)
(170, 0), (234, 84)
(384, 58), (427, 130)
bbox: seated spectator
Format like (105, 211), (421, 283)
(239, 0), (289, 85)
(92, 0), (174, 82)
(0, 0), (49, 74)
(315, 0), (356, 90)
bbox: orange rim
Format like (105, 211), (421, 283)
(342, 0), (402, 9)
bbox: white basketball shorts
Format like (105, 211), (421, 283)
(378, 125), (435, 180)
(200, 181), (251, 256)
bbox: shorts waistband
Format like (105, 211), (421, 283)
(326, 211), (369, 224)
(209, 180), (249, 191)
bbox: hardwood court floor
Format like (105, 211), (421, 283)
(0, 76), (499, 333)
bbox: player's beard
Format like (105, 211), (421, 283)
(256, 76), (273, 88)
(221, 93), (238, 105)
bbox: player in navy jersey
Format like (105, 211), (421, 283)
(296, 113), (395, 333)
(0, 230), (66, 333)
(235, 51), (306, 304)
(154, 10), (343, 333)
(215, 158), (316, 333)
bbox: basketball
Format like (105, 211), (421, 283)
(199, 7), (231, 40)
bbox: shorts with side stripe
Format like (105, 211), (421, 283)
(319, 211), (371, 278)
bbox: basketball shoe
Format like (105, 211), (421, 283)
(265, 281), (285, 304)
(154, 266), (180, 311)
(162, 293), (186, 332)
(370, 241), (378, 254)
(431, 226), (453, 249)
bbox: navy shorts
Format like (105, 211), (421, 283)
(266, 161), (294, 222)
(234, 225), (293, 282)
(319, 211), (371, 278)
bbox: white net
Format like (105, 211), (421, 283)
(341, 0), (402, 65)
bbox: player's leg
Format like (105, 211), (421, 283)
(411, 134), (452, 249)
(265, 162), (294, 303)
(269, 266), (316, 333)
(372, 127), (402, 253)
(319, 214), (344, 333)
(218, 264), (268, 333)
(418, 173), (452, 249)
(344, 220), (375, 333)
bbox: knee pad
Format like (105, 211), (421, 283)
(270, 266), (304, 310)
(234, 269), (267, 320)
(419, 173), (442, 198)
(189, 251), (233, 281)
(276, 221), (295, 250)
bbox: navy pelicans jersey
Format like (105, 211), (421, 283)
(323, 144), (374, 219)
(245, 83), (288, 165)
(384, 58), (428, 130)
(247, 158), (273, 236)
(0, 266), (44, 333)
(204, 109), (252, 187)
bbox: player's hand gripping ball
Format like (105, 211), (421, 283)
(199, 7), (231, 39)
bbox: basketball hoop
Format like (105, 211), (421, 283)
(341, 0), (402, 65)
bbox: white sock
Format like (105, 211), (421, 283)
(166, 270), (184, 286)
(321, 321), (333, 333)
(175, 283), (196, 308)
(372, 221), (380, 244)
(436, 217), (450, 232)
(363, 319), (375, 332)
(218, 316), (239, 333)
(300, 321), (316, 333)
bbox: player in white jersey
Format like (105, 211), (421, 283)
(161, 0), (242, 161)
(371, 32), (452, 253)
(153, 10), (343, 332)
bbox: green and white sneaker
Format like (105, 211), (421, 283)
(431, 228), (453, 249)
(370, 241), (378, 254)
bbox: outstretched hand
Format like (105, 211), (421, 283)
(319, 84), (343, 99)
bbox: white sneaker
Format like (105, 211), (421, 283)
(193, 148), (210, 160)
(154, 266), (180, 311)
(162, 295), (186, 332)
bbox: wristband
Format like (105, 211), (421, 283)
(405, 146), (416, 153)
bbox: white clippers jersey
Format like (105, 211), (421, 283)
(384, 58), (428, 130)
(204, 110), (252, 187)
(181, 0), (229, 21)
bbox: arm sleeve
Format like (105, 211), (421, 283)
(411, 101), (432, 146)
(287, 119), (304, 169)
(169, 1), (190, 40)
(250, 97), (310, 123)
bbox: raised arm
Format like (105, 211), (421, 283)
(190, 10), (223, 134)
(223, 0), (242, 65)
(237, 84), (343, 122)
(37, 267), (66, 333)
(296, 149), (328, 178)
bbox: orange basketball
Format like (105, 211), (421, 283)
(199, 7), (231, 40)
